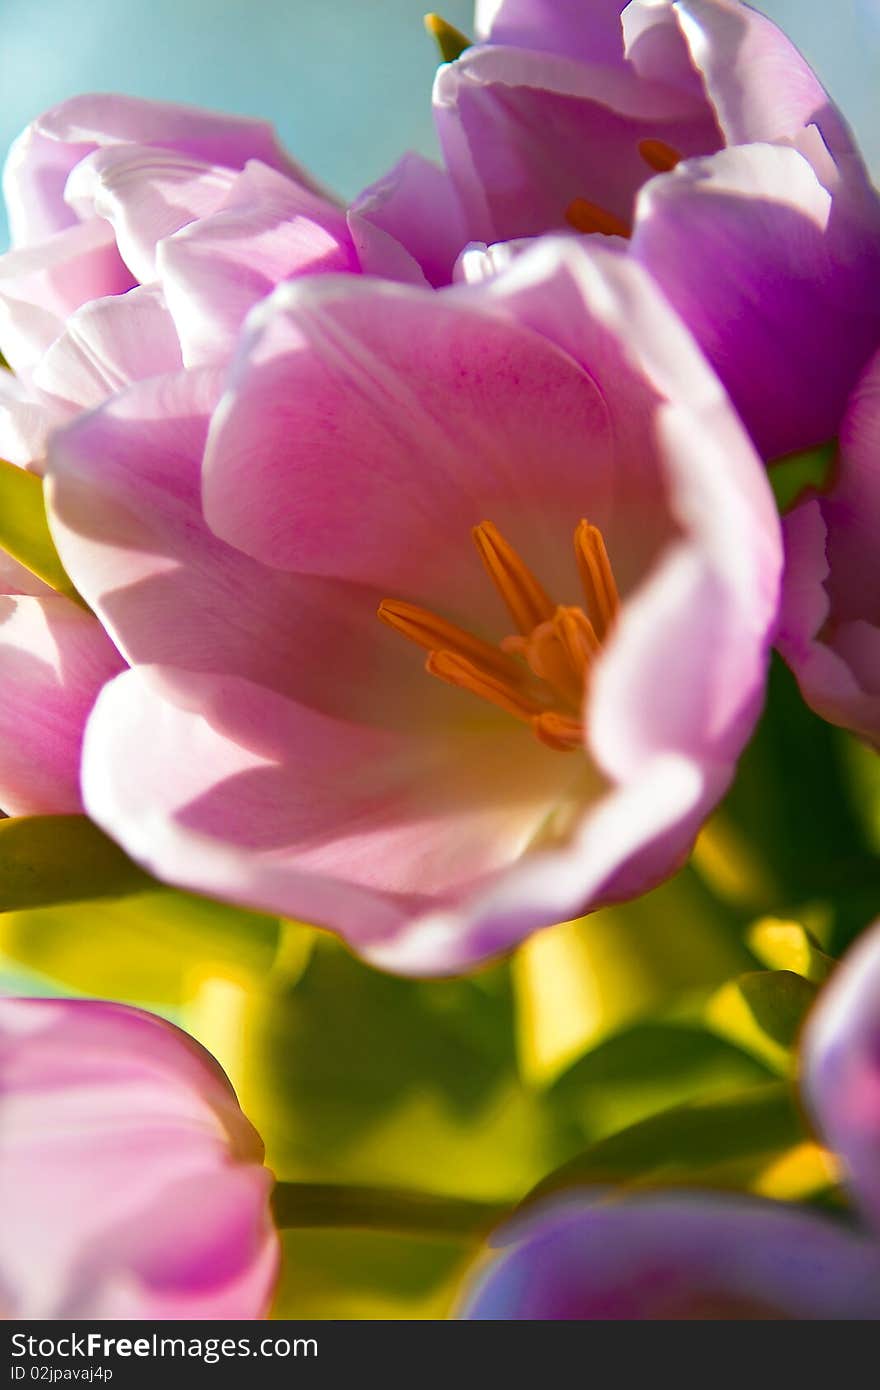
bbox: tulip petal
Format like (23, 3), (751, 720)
(48, 367), (468, 732)
(364, 750), (713, 975)
(204, 274), (614, 623)
(159, 160), (357, 367)
(82, 663), (578, 933)
(3, 92), (306, 248)
(460, 1193), (880, 1319)
(667, 0), (859, 163)
(823, 349), (880, 615)
(34, 284), (183, 407)
(475, 0), (629, 66)
(0, 370), (61, 471)
(631, 142), (880, 458)
(0, 219), (134, 376)
(777, 350), (880, 743)
(350, 152), (470, 288)
(0, 593), (124, 815)
(65, 146), (238, 284)
(81, 666), (425, 945)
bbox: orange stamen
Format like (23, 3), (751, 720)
(380, 521), (621, 753)
(378, 598), (523, 681)
(426, 649), (546, 724)
(532, 711), (584, 753)
(639, 138), (682, 173)
(565, 197), (631, 239)
(472, 521), (555, 636)
(574, 519), (620, 639)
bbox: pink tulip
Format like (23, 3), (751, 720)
(428, 0), (723, 247)
(48, 239), (780, 974)
(405, 0), (867, 251)
(776, 349), (880, 745)
(0, 997), (278, 1319)
(0, 94), (412, 473)
(363, 1), (880, 459)
(0, 94), (302, 470)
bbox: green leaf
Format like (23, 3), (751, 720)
(204, 936), (573, 1205)
(0, 815), (150, 910)
(547, 1022), (771, 1146)
(1, 886), (280, 1006)
(768, 440), (836, 513)
(705, 970), (818, 1074)
(188, 941), (562, 1317)
(747, 917), (835, 983)
(521, 1082), (806, 1206)
(0, 457), (80, 598)
(512, 864), (750, 1087)
(270, 1228), (474, 1320)
(424, 13), (471, 62)
(839, 732), (880, 855)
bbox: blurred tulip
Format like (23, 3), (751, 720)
(0, 996), (278, 1318)
(459, 1191), (880, 1319)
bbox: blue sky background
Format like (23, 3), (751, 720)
(0, 0), (877, 248)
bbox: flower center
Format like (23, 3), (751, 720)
(564, 139), (682, 239)
(378, 520), (620, 753)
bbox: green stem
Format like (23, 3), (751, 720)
(271, 1181), (509, 1239)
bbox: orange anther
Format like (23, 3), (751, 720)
(426, 649), (546, 724)
(574, 520), (620, 640)
(378, 598), (522, 681)
(639, 138), (683, 173)
(381, 520), (621, 752)
(565, 197), (631, 239)
(472, 521), (555, 636)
